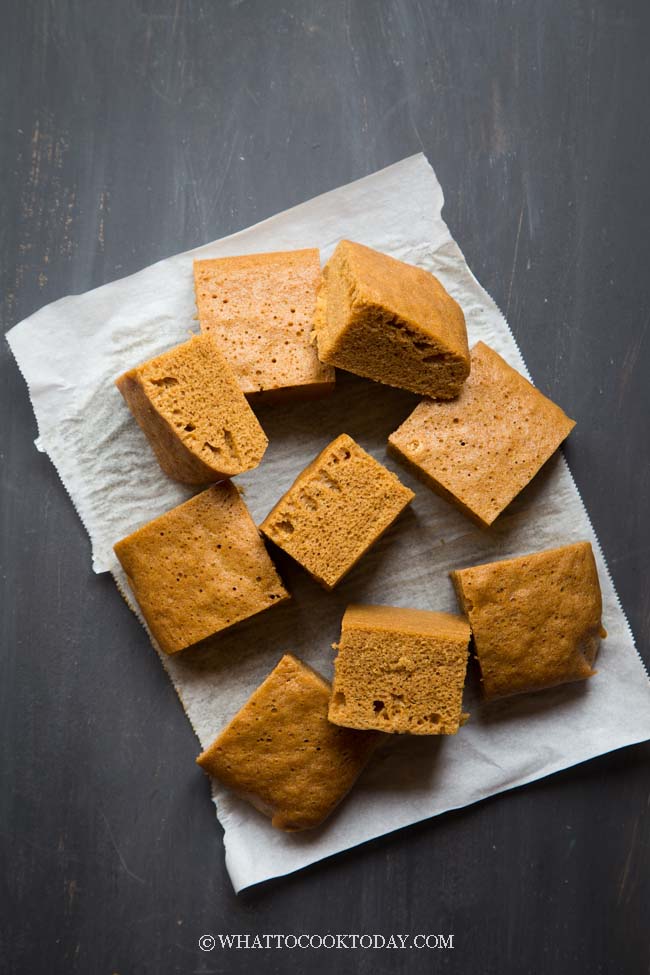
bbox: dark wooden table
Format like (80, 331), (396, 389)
(2, 2), (649, 973)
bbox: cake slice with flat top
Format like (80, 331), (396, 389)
(114, 483), (289, 654)
(451, 541), (606, 700)
(196, 653), (379, 831)
(194, 248), (335, 399)
(388, 341), (575, 526)
(116, 333), (268, 485)
(260, 433), (414, 590)
(329, 604), (471, 735)
(313, 240), (470, 398)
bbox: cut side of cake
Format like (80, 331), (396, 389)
(116, 333), (268, 484)
(388, 341), (576, 526)
(193, 248), (335, 399)
(313, 240), (470, 398)
(451, 541), (606, 700)
(113, 483), (289, 654)
(329, 604), (471, 735)
(196, 653), (380, 831)
(260, 433), (415, 590)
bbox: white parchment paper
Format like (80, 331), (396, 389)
(8, 154), (650, 892)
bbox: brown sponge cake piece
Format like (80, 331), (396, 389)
(451, 541), (606, 700)
(196, 654), (379, 831)
(116, 333), (268, 485)
(193, 248), (335, 399)
(313, 240), (470, 398)
(113, 483), (289, 654)
(260, 434), (415, 590)
(329, 605), (471, 735)
(388, 341), (575, 527)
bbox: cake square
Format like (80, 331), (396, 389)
(260, 433), (415, 590)
(193, 248), (335, 399)
(313, 239), (470, 398)
(196, 654), (379, 831)
(388, 341), (576, 526)
(116, 333), (268, 484)
(329, 605), (471, 735)
(451, 541), (605, 700)
(113, 483), (289, 654)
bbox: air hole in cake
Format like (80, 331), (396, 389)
(184, 423), (195, 432)
(299, 491), (318, 511)
(223, 429), (238, 458)
(150, 376), (179, 387)
(372, 699), (385, 713)
(332, 691), (346, 707)
(275, 519), (294, 534)
(316, 469), (342, 492)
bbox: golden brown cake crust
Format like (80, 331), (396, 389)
(193, 248), (335, 398)
(115, 334), (268, 485)
(451, 541), (605, 700)
(113, 483), (289, 654)
(313, 240), (470, 398)
(329, 604), (471, 735)
(260, 433), (415, 590)
(388, 341), (576, 526)
(196, 654), (379, 831)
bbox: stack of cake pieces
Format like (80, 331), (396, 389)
(111, 239), (604, 833)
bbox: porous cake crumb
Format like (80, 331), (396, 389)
(116, 333), (268, 484)
(388, 341), (575, 526)
(451, 541), (606, 700)
(260, 433), (415, 590)
(113, 483), (289, 654)
(193, 248), (335, 399)
(196, 654), (379, 831)
(329, 604), (471, 735)
(313, 240), (470, 398)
